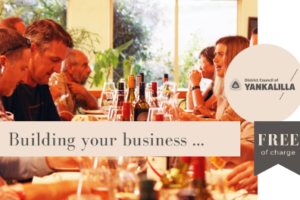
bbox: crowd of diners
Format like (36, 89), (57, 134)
(0, 16), (258, 199)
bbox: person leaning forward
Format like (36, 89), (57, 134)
(2, 19), (74, 121)
(50, 49), (98, 121)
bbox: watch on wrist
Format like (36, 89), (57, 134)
(191, 86), (200, 91)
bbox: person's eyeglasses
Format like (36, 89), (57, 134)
(1, 37), (31, 55)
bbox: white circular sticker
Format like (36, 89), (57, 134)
(225, 44), (300, 122)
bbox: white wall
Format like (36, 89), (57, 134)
(67, 0), (110, 53)
(67, 0), (111, 89)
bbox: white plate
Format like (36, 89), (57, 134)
(81, 110), (103, 114)
(32, 172), (80, 184)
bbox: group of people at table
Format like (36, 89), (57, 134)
(0, 16), (258, 199)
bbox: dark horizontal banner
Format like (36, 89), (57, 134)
(255, 122), (300, 175)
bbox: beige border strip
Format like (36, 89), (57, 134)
(109, 0), (114, 80)
(174, 0), (179, 84)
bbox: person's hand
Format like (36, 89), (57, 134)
(67, 82), (87, 96)
(188, 70), (202, 87)
(49, 84), (62, 102)
(177, 110), (201, 121)
(46, 157), (93, 170)
(193, 105), (214, 117)
(226, 161), (257, 192)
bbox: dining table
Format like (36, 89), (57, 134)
(32, 168), (257, 200)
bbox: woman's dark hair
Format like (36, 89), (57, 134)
(199, 46), (215, 65)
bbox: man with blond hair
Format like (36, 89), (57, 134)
(50, 49), (98, 121)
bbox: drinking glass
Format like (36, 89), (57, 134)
(127, 157), (148, 174)
(100, 82), (116, 113)
(161, 101), (178, 121)
(145, 83), (153, 102)
(160, 81), (177, 101)
(163, 114), (174, 121)
(112, 169), (140, 200)
(48, 73), (69, 106)
(148, 96), (161, 108)
(79, 157), (108, 170)
(147, 107), (164, 121)
(105, 157), (147, 175)
(77, 169), (112, 200)
(107, 106), (123, 121)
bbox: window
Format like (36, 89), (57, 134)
(178, 0), (237, 88)
(112, 0), (237, 89)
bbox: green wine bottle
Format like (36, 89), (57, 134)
(134, 82), (149, 121)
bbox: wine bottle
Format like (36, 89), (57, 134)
(136, 75), (142, 100)
(123, 102), (131, 121)
(152, 82), (157, 97)
(126, 75), (136, 116)
(164, 73), (171, 99)
(116, 82), (125, 108)
(192, 157), (212, 200)
(134, 82), (149, 121)
(164, 73), (168, 83)
(140, 72), (145, 83)
(160, 157), (191, 188)
(120, 78), (128, 98)
(150, 81), (159, 108)
(140, 180), (158, 200)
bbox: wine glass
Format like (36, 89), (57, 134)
(147, 107), (164, 121)
(49, 73), (69, 106)
(107, 106), (123, 121)
(104, 91), (115, 107)
(163, 114), (174, 121)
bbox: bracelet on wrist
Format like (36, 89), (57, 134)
(191, 86), (200, 91)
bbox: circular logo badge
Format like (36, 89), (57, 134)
(225, 44), (300, 122)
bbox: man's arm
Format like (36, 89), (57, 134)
(0, 157), (53, 180)
(57, 103), (75, 121)
(0, 157), (83, 181)
(68, 82), (99, 110)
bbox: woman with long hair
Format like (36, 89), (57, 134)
(178, 36), (249, 121)
(178, 36), (257, 192)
